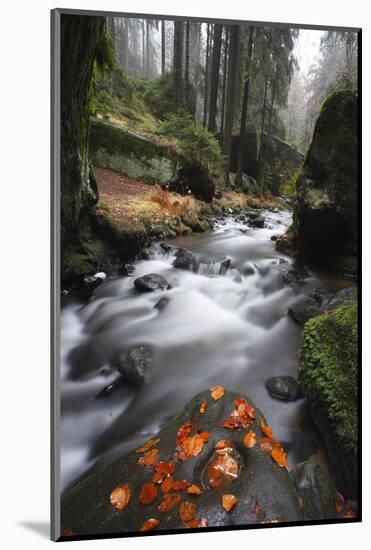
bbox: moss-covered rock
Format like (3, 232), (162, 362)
(293, 90), (358, 273)
(298, 302), (358, 497)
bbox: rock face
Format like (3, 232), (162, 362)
(61, 389), (303, 537)
(298, 302), (358, 498)
(114, 346), (152, 386)
(260, 133), (304, 195)
(290, 461), (337, 521)
(265, 376), (302, 401)
(173, 248), (197, 271)
(134, 273), (169, 292)
(293, 90), (358, 275)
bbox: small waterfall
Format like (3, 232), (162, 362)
(198, 258), (230, 276)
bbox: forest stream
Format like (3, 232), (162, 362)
(60, 207), (351, 493)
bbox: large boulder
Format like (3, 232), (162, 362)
(171, 161), (215, 203)
(61, 389), (303, 537)
(293, 90), (358, 275)
(134, 273), (169, 293)
(260, 133), (304, 195)
(298, 302), (358, 498)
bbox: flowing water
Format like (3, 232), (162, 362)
(60, 208), (350, 492)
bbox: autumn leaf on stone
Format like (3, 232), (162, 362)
(152, 461), (175, 483)
(206, 452), (239, 487)
(140, 518), (160, 531)
(210, 385), (225, 400)
(260, 418), (273, 438)
(176, 418), (193, 445)
(179, 501), (197, 522)
(136, 438), (160, 453)
(259, 437), (273, 453)
(137, 448), (158, 467)
(222, 494), (237, 512)
(271, 445), (288, 468)
(171, 479), (192, 491)
(215, 440), (235, 453)
(110, 484), (131, 510)
(186, 484), (202, 495)
(161, 475), (174, 493)
(200, 400), (208, 414)
(61, 529), (74, 537)
(176, 431), (209, 461)
(158, 493), (181, 512)
(221, 397), (256, 430)
(243, 430), (256, 448)
(186, 517), (208, 528)
(335, 492), (344, 514)
(139, 482), (158, 505)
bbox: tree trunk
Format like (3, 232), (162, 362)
(161, 20), (166, 74)
(60, 14), (105, 247)
(203, 23), (211, 127)
(222, 25), (240, 186)
(219, 28), (229, 144)
(208, 24), (223, 134)
(185, 22), (190, 110)
(142, 19), (145, 75)
(122, 19), (129, 70)
(146, 19), (150, 77)
(173, 21), (184, 110)
(237, 28), (254, 185)
(259, 66), (278, 187)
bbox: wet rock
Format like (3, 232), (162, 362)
(154, 297), (170, 311)
(96, 375), (125, 398)
(290, 461), (337, 521)
(324, 287), (357, 310)
(160, 242), (173, 253)
(114, 346), (152, 386)
(240, 262), (255, 276)
(173, 247), (196, 271)
(134, 273), (169, 292)
(83, 271), (107, 293)
(309, 287), (329, 305)
(61, 389), (303, 536)
(282, 264), (309, 286)
(265, 376), (302, 401)
(288, 301), (322, 326)
(119, 264), (135, 276)
(250, 216), (265, 228)
(270, 235), (278, 241)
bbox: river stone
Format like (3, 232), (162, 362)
(173, 247), (196, 271)
(134, 273), (169, 292)
(288, 301), (323, 327)
(250, 216), (265, 228)
(96, 375), (125, 399)
(324, 287), (357, 310)
(265, 376), (302, 401)
(114, 346), (152, 385)
(61, 389), (303, 537)
(290, 461), (336, 521)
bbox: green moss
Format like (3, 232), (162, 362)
(280, 168), (301, 196)
(299, 302), (358, 452)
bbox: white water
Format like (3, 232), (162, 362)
(60, 208), (347, 491)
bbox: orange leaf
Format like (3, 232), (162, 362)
(152, 461), (175, 483)
(261, 418), (273, 438)
(210, 385), (225, 400)
(61, 529), (74, 537)
(140, 518), (160, 531)
(158, 493), (181, 512)
(137, 448), (158, 467)
(176, 418), (193, 445)
(221, 397), (256, 430)
(161, 475), (174, 493)
(177, 432), (209, 461)
(200, 400), (208, 414)
(186, 484), (202, 495)
(206, 452), (239, 488)
(110, 484), (131, 510)
(139, 482), (158, 505)
(136, 438), (160, 453)
(186, 517), (208, 528)
(172, 479), (192, 491)
(222, 494), (237, 512)
(243, 430), (257, 448)
(179, 501), (197, 522)
(215, 439), (234, 452)
(271, 446), (287, 468)
(335, 492), (344, 514)
(260, 437), (273, 453)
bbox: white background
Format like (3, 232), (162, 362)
(0, 0), (369, 547)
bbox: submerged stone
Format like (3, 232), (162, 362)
(265, 376), (302, 401)
(134, 273), (169, 292)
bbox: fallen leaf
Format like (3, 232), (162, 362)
(221, 397), (256, 430)
(158, 493), (181, 512)
(271, 446), (287, 468)
(215, 439), (234, 452)
(251, 501), (261, 516)
(200, 400), (208, 414)
(110, 484), (131, 510)
(207, 452), (239, 487)
(222, 494), (237, 512)
(152, 461), (175, 483)
(176, 418), (193, 445)
(335, 492), (344, 514)
(139, 482), (158, 505)
(136, 438), (160, 453)
(177, 431), (209, 461)
(186, 517), (208, 528)
(180, 501), (197, 522)
(343, 509), (356, 518)
(61, 529), (74, 537)
(172, 479), (192, 491)
(137, 448), (158, 467)
(140, 518), (160, 531)
(210, 385), (225, 400)
(161, 475), (174, 493)
(243, 430), (257, 448)
(260, 437), (273, 453)
(186, 484), (202, 495)
(260, 418), (273, 438)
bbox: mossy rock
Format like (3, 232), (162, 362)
(61, 389), (303, 538)
(298, 302), (358, 497)
(294, 90), (358, 270)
